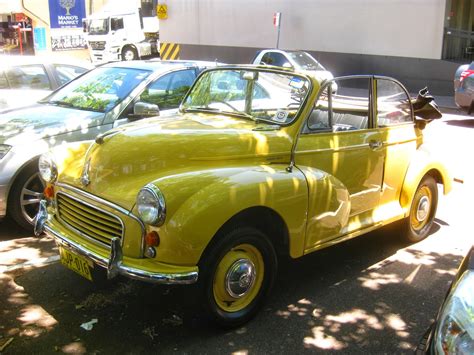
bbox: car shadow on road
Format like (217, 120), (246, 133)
(444, 118), (474, 128)
(3, 220), (460, 354)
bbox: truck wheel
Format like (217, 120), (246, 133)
(198, 227), (277, 327)
(8, 163), (45, 231)
(122, 46), (138, 61)
(402, 175), (438, 243)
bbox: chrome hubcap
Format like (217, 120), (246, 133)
(225, 258), (256, 298)
(124, 50), (135, 61)
(21, 173), (45, 225)
(416, 196), (430, 222)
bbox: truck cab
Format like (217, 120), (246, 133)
(83, 8), (159, 64)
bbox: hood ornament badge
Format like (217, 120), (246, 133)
(80, 158), (91, 187)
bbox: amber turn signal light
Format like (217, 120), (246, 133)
(145, 231), (160, 247)
(43, 185), (55, 199)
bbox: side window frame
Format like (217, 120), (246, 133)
(5, 64), (51, 90)
(303, 75), (375, 134)
(374, 76), (414, 128)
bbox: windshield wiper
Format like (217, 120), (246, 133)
(48, 100), (75, 108)
(182, 107), (255, 121)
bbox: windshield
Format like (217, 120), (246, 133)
(288, 52), (326, 71)
(182, 69), (310, 125)
(88, 18), (109, 35)
(46, 67), (151, 113)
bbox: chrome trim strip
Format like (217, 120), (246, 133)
(45, 224), (198, 285)
(56, 183), (146, 256)
(296, 143), (371, 154)
(56, 192), (124, 248)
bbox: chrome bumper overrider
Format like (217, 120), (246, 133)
(36, 202), (198, 285)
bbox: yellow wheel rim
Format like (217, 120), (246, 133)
(213, 243), (264, 313)
(410, 185), (432, 232)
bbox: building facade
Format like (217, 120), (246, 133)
(158, 0), (474, 95)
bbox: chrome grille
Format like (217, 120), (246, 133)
(57, 193), (123, 246)
(89, 41), (105, 50)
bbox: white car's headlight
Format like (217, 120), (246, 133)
(0, 144), (11, 160)
(137, 184), (166, 226)
(434, 270), (474, 354)
(38, 153), (58, 183)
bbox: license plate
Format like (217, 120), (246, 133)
(59, 246), (93, 281)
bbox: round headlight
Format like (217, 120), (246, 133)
(38, 153), (58, 183)
(137, 184), (166, 226)
(434, 270), (474, 354)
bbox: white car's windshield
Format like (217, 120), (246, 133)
(46, 67), (151, 113)
(182, 69), (310, 125)
(288, 51), (326, 71)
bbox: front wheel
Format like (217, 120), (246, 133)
(8, 164), (45, 231)
(122, 46), (138, 61)
(402, 175), (438, 243)
(198, 227), (277, 328)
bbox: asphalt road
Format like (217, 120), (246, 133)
(0, 111), (472, 354)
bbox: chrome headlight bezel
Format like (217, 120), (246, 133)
(434, 270), (474, 354)
(0, 144), (11, 160)
(136, 184), (166, 226)
(38, 152), (58, 183)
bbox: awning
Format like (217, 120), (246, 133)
(0, 0), (22, 14)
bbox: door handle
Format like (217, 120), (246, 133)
(369, 140), (382, 149)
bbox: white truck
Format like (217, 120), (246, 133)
(83, 6), (159, 64)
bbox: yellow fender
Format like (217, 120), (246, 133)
(140, 165), (309, 266)
(400, 144), (452, 213)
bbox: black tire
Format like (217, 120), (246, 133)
(402, 175), (438, 243)
(122, 46), (138, 61)
(198, 227), (277, 328)
(468, 100), (474, 115)
(8, 163), (45, 231)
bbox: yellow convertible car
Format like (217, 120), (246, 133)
(36, 66), (451, 327)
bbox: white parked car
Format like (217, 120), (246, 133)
(0, 56), (93, 111)
(252, 49), (336, 89)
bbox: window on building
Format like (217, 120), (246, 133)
(443, 0), (474, 62)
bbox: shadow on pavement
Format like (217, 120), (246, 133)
(444, 118), (474, 128)
(0, 216), (31, 241)
(1, 220), (461, 354)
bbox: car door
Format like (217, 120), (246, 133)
(2, 64), (52, 109)
(374, 77), (417, 214)
(294, 76), (385, 250)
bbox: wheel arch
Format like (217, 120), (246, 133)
(6, 155), (40, 207)
(399, 146), (452, 213)
(198, 206), (291, 266)
(121, 44), (139, 60)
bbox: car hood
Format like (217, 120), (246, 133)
(58, 112), (294, 210)
(0, 104), (105, 146)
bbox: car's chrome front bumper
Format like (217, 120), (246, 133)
(37, 203), (198, 285)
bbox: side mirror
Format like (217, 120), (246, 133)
(133, 101), (160, 118)
(282, 62), (293, 68)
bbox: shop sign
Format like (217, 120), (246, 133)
(51, 30), (87, 51)
(49, 0), (86, 29)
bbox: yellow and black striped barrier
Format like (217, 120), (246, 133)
(160, 43), (180, 60)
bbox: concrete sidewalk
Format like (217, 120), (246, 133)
(0, 217), (58, 276)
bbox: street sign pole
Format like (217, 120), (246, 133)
(274, 12), (281, 49)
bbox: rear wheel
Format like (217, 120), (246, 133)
(199, 227), (277, 327)
(122, 46), (138, 61)
(402, 175), (438, 243)
(8, 164), (45, 231)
